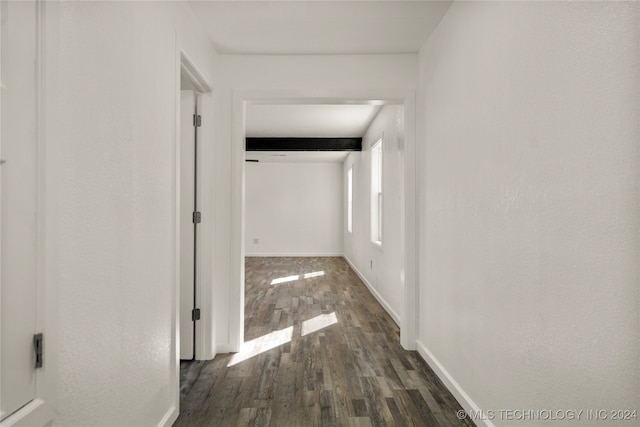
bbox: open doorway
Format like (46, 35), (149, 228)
(179, 85), (201, 361)
(229, 92), (417, 353)
(175, 52), (214, 369)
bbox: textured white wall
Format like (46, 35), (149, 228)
(343, 105), (404, 324)
(417, 1), (639, 424)
(245, 162), (343, 256)
(44, 2), (217, 425)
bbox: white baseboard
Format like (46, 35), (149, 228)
(343, 255), (401, 327)
(215, 343), (237, 354)
(0, 399), (55, 427)
(416, 340), (495, 427)
(157, 404), (178, 427)
(245, 253), (344, 257)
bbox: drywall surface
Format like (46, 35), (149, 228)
(44, 2), (217, 425)
(245, 162), (342, 256)
(218, 54), (417, 91)
(343, 105), (404, 324)
(417, 1), (639, 424)
(215, 54), (417, 350)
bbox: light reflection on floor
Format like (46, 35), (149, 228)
(228, 326), (294, 366)
(301, 312), (338, 336)
(228, 311), (338, 366)
(270, 270), (325, 285)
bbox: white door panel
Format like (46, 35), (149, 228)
(1, 0), (39, 420)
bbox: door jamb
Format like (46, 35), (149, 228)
(170, 35), (214, 425)
(178, 52), (214, 362)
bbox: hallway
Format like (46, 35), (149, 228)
(1, 2), (638, 425)
(176, 257), (475, 426)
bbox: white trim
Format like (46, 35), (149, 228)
(346, 165), (353, 234)
(171, 28), (181, 427)
(370, 138), (383, 245)
(343, 255), (401, 327)
(230, 93), (246, 353)
(34, 1), (57, 423)
(194, 90), (216, 361)
(176, 39), (216, 364)
(2, 2), (57, 425)
(370, 241), (383, 251)
(180, 52), (212, 93)
(416, 340), (495, 427)
(245, 253), (344, 258)
(215, 343), (235, 354)
(400, 92), (417, 350)
(35, 0), (56, 421)
(0, 400), (55, 427)
(156, 405), (178, 427)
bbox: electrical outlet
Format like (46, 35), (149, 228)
(253, 238), (259, 244)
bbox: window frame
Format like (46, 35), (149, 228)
(370, 138), (383, 246)
(347, 165), (353, 234)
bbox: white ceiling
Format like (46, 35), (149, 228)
(191, 1), (452, 162)
(188, 1), (453, 55)
(246, 104), (381, 137)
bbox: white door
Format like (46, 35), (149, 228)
(180, 90), (199, 360)
(0, 0), (40, 421)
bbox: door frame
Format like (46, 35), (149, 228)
(178, 89), (200, 361)
(177, 51), (214, 362)
(229, 89), (418, 352)
(167, 31), (214, 426)
(1, 1), (56, 426)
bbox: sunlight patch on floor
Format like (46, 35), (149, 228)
(303, 271), (325, 279)
(301, 312), (338, 337)
(270, 270), (325, 285)
(270, 275), (299, 285)
(228, 326), (294, 366)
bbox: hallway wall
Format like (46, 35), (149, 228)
(417, 1), (639, 424)
(343, 105), (404, 325)
(44, 2), (217, 425)
(245, 161), (343, 256)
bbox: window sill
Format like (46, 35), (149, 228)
(371, 241), (383, 251)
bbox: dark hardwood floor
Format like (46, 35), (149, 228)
(175, 257), (475, 427)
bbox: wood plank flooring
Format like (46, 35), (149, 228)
(175, 257), (475, 427)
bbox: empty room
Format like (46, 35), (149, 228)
(1, 1), (638, 427)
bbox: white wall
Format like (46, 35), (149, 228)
(417, 2), (639, 424)
(215, 54), (417, 351)
(245, 162), (343, 256)
(343, 105), (404, 324)
(43, 2), (217, 425)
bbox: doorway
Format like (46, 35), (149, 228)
(229, 91), (418, 352)
(179, 87), (201, 360)
(175, 51), (214, 367)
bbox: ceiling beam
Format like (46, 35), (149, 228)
(246, 137), (362, 152)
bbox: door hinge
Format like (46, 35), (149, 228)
(193, 114), (202, 127)
(192, 308), (201, 321)
(192, 211), (201, 224)
(34, 333), (43, 368)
